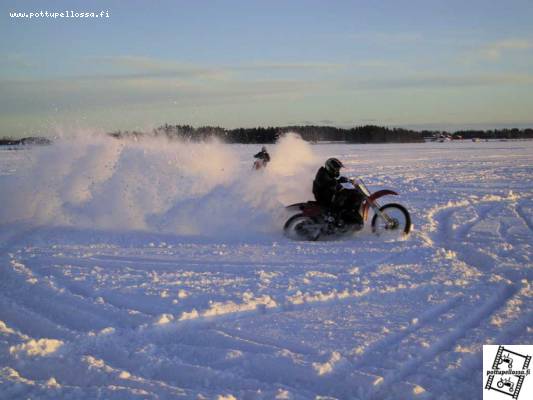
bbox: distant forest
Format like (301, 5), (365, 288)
(109, 125), (533, 143)
(0, 137), (52, 146)
(2, 125), (533, 146)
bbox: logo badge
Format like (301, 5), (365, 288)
(484, 345), (532, 399)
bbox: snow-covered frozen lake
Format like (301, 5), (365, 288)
(0, 137), (531, 399)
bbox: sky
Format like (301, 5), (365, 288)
(1, 0), (533, 137)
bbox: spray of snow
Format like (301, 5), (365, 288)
(0, 132), (318, 238)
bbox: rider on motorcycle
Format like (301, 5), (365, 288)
(313, 158), (363, 226)
(254, 146), (271, 166)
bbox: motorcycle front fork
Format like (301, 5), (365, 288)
(369, 200), (395, 226)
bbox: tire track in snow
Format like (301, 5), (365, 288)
(0, 293), (75, 340)
(283, 295), (466, 398)
(0, 223), (40, 256)
(0, 257), (119, 333)
(66, 326), (322, 399)
(429, 199), (511, 275)
(22, 258), (165, 324)
(0, 225), (99, 337)
(515, 202), (533, 232)
(431, 196), (531, 285)
(22, 257), (152, 326)
(368, 283), (517, 399)
(455, 203), (499, 242)
(436, 308), (533, 399)
(350, 295), (462, 369)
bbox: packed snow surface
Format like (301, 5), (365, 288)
(0, 136), (531, 399)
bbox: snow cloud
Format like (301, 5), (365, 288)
(0, 133), (317, 238)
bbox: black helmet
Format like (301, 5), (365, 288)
(261, 146), (267, 152)
(325, 157), (343, 176)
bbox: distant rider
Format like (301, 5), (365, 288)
(253, 146), (271, 169)
(313, 158), (363, 226)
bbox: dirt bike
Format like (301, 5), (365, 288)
(253, 159), (268, 170)
(283, 177), (411, 241)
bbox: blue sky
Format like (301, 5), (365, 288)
(1, 0), (533, 136)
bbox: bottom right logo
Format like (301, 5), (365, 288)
(484, 345), (532, 399)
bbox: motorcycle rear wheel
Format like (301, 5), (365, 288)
(283, 214), (321, 241)
(371, 203), (411, 236)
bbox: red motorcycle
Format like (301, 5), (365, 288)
(252, 159), (268, 170)
(284, 177), (411, 241)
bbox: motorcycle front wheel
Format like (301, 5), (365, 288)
(283, 213), (321, 241)
(371, 203), (411, 237)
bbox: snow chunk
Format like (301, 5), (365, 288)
(10, 338), (63, 357)
(204, 294), (277, 317)
(455, 345), (474, 353)
(436, 248), (457, 260)
(312, 351), (344, 375)
(0, 320), (16, 335)
(179, 309), (200, 321)
(119, 371), (131, 379)
(225, 350), (243, 360)
(99, 327), (115, 335)
(275, 389), (293, 399)
(1, 367), (36, 385)
(10, 260), (38, 284)
(305, 270), (338, 279)
(413, 385), (426, 395)
(348, 266), (360, 275)
(46, 377), (60, 388)
(156, 313), (174, 325)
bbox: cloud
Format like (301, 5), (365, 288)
(1, 54), (34, 69)
(87, 55), (227, 80)
(87, 56), (346, 80)
(341, 31), (423, 45)
(0, 75), (326, 114)
(0, 55), (343, 114)
(352, 73), (533, 90)
(480, 39), (532, 60)
(233, 62), (344, 71)
(350, 60), (400, 69)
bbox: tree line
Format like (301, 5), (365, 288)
(2, 126), (533, 146)
(452, 128), (533, 140)
(109, 124), (427, 143)
(109, 124), (533, 143)
(0, 137), (52, 146)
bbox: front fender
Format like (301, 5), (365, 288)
(361, 190), (398, 220)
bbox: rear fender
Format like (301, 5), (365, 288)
(361, 190), (398, 220)
(302, 205), (323, 217)
(285, 202), (322, 217)
(285, 203), (305, 212)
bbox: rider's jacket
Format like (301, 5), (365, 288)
(312, 167), (337, 206)
(254, 150), (270, 162)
